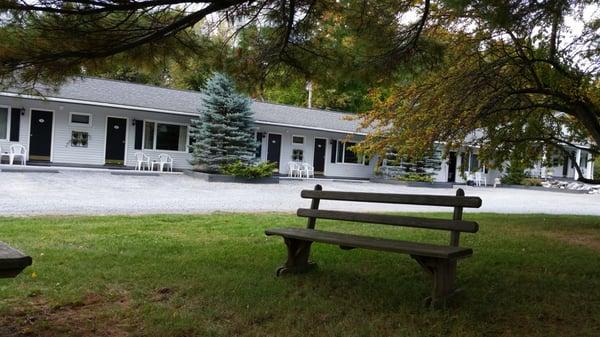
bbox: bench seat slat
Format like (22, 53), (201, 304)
(297, 209), (479, 233)
(0, 242), (33, 278)
(301, 190), (482, 208)
(265, 228), (473, 259)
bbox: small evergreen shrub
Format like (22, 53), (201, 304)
(521, 178), (542, 186)
(397, 173), (434, 183)
(501, 165), (529, 185)
(221, 161), (277, 179)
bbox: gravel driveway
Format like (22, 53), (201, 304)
(0, 170), (598, 216)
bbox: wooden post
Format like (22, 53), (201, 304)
(450, 188), (464, 246)
(306, 184), (322, 229)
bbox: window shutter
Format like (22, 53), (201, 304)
(134, 120), (143, 150)
(330, 140), (337, 163)
(10, 108), (21, 141)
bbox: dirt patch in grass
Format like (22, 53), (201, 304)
(0, 293), (135, 337)
(544, 231), (600, 251)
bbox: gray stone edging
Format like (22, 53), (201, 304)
(183, 169), (279, 184)
(494, 184), (590, 194)
(0, 167), (60, 173)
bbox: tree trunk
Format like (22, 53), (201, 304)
(566, 150), (600, 185)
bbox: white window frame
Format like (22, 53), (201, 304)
(69, 112), (92, 128)
(0, 105), (11, 141)
(291, 135), (305, 146)
(142, 119), (190, 153)
(335, 140), (368, 165)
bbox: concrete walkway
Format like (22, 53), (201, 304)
(0, 170), (598, 216)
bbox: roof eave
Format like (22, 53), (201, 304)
(0, 91), (366, 136)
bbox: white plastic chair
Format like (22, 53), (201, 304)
(288, 162), (301, 178)
(0, 146), (10, 164)
(9, 144), (26, 166)
(474, 172), (487, 187)
(302, 163), (315, 179)
(158, 154), (173, 172)
(134, 152), (150, 171)
(493, 177), (501, 188)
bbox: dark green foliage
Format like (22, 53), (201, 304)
(501, 163), (530, 185)
(221, 161), (277, 179)
(396, 173), (434, 183)
(189, 73), (256, 172)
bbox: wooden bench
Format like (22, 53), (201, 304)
(0, 242), (32, 278)
(265, 185), (482, 307)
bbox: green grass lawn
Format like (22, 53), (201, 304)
(1, 213), (599, 337)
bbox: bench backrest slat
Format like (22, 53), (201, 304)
(300, 190), (482, 208)
(297, 208), (479, 233)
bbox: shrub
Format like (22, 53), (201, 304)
(501, 165), (529, 185)
(397, 173), (434, 183)
(521, 178), (542, 186)
(221, 161), (277, 179)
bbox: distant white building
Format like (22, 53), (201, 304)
(0, 77), (594, 182)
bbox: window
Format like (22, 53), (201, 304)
(144, 122), (155, 149)
(71, 131), (89, 147)
(343, 142), (358, 163)
(70, 113), (91, 127)
(143, 121), (188, 152)
(292, 136), (304, 145)
(469, 154), (479, 172)
(255, 132), (263, 158)
(333, 140), (368, 165)
(292, 149), (304, 161)
(0, 107), (8, 139)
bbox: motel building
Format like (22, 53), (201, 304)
(0, 77), (594, 182)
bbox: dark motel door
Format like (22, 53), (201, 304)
(447, 152), (457, 182)
(105, 117), (127, 165)
(29, 110), (53, 161)
(267, 134), (282, 172)
(313, 138), (326, 174)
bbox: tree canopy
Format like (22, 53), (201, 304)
(354, 1), (600, 182)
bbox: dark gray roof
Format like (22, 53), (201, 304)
(5, 77), (365, 134)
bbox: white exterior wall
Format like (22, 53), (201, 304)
(255, 124), (375, 178)
(0, 103), (30, 158)
(0, 96), (195, 169)
(0, 96), (375, 178)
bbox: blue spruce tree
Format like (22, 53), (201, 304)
(190, 73), (256, 172)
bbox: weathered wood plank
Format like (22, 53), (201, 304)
(265, 228), (473, 259)
(0, 242), (32, 278)
(300, 190), (482, 208)
(306, 184), (322, 229)
(296, 208), (479, 233)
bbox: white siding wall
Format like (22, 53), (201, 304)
(0, 96), (195, 169)
(256, 124), (375, 178)
(0, 102), (30, 159)
(0, 96), (375, 177)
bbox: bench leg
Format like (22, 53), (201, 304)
(411, 256), (458, 308)
(276, 238), (317, 276)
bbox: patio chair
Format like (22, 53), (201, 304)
(0, 146), (10, 164)
(288, 162), (301, 178)
(157, 154), (173, 172)
(474, 172), (487, 187)
(302, 163), (315, 179)
(134, 152), (150, 171)
(9, 144), (26, 166)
